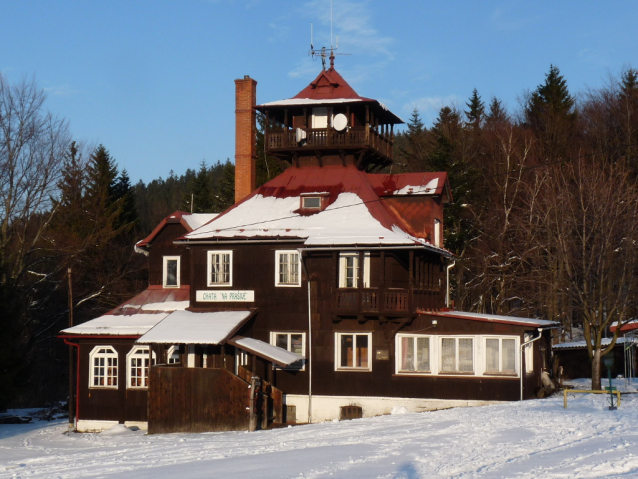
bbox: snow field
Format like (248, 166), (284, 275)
(1, 391), (638, 478)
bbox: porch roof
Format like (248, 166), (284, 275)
(60, 313), (169, 337)
(228, 336), (305, 368)
(136, 310), (255, 345)
(428, 310), (560, 328)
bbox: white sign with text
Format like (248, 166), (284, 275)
(196, 290), (255, 302)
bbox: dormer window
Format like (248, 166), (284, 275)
(302, 196), (321, 209)
(300, 192), (329, 211)
(163, 256), (180, 288)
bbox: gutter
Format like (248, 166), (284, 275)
(296, 244), (453, 257)
(297, 248), (313, 424)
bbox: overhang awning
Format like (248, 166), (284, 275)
(136, 310), (255, 345)
(228, 336), (305, 368)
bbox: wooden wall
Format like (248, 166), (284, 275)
(77, 338), (149, 424)
(187, 241), (544, 402)
(147, 222), (191, 287)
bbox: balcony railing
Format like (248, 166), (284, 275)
(334, 287), (442, 316)
(266, 126), (393, 158)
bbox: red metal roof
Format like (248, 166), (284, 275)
(136, 210), (190, 249)
(256, 67), (404, 125)
(108, 285), (190, 315)
(181, 165), (452, 254)
(136, 211), (218, 249)
(292, 67), (371, 101)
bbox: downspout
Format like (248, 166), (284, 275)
(446, 260), (456, 308)
(520, 328), (551, 401)
(298, 249), (312, 424)
(63, 339), (81, 430)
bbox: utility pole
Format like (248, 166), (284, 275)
(67, 268), (74, 429)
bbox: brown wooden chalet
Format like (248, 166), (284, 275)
(60, 62), (559, 434)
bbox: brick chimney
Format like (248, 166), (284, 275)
(234, 75), (257, 204)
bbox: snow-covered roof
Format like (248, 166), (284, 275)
(610, 319), (638, 333)
(182, 213), (218, 230)
(136, 211), (218, 252)
(136, 310), (254, 345)
(186, 193), (434, 247)
(228, 336), (305, 368)
(259, 98), (363, 107)
(60, 313), (168, 337)
(389, 178), (439, 196)
(181, 166), (451, 254)
(59, 287), (191, 337)
(553, 337), (634, 350)
(108, 286), (190, 315)
(429, 310), (561, 328)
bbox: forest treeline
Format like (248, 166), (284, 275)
(1, 64), (636, 406)
(393, 65), (638, 386)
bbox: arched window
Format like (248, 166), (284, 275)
(126, 346), (156, 388)
(89, 346), (118, 388)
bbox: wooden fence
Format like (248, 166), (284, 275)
(148, 366), (250, 434)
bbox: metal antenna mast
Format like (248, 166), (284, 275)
(309, 1), (350, 70)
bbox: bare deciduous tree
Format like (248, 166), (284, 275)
(0, 73), (70, 287)
(533, 157), (638, 388)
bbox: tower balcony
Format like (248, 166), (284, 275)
(265, 126), (394, 164)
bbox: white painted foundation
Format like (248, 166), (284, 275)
(284, 394), (502, 424)
(76, 419), (148, 433)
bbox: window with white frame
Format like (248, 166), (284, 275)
(338, 252), (370, 288)
(440, 337), (474, 373)
(126, 346), (156, 388)
(89, 346), (118, 388)
(235, 349), (250, 375)
(167, 345), (180, 364)
(163, 256), (180, 288)
(207, 251), (232, 286)
(396, 334), (431, 373)
(271, 332), (306, 369)
(275, 251), (301, 286)
(485, 337), (517, 375)
(335, 332), (372, 370)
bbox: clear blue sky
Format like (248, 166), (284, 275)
(1, 1), (636, 184)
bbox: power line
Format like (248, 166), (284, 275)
(186, 143), (638, 236)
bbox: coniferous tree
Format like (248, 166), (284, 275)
(86, 145), (118, 210)
(407, 108), (424, 135)
(212, 160), (235, 212)
(465, 89), (485, 129)
(185, 160), (214, 213)
(395, 108), (429, 171)
(486, 97), (509, 125)
(524, 65), (577, 160)
(619, 68), (638, 167)
(256, 112), (283, 187)
(113, 169), (138, 228)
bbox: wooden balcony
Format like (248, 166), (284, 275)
(334, 288), (442, 317)
(265, 126), (393, 159)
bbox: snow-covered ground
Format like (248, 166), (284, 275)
(2, 381), (638, 478)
